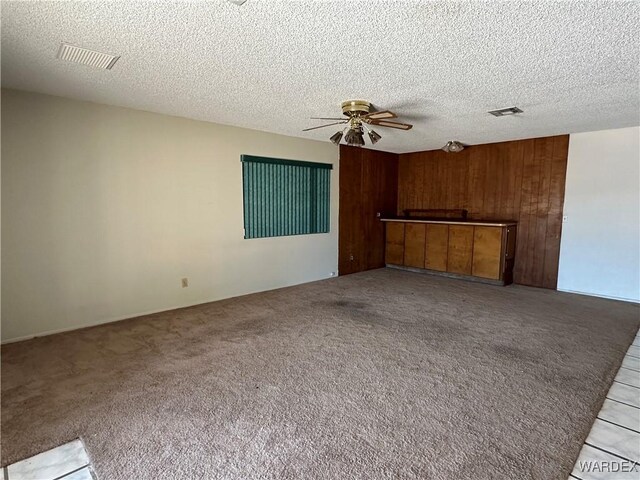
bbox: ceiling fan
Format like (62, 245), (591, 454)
(303, 100), (413, 147)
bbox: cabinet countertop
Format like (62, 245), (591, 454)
(380, 218), (518, 227)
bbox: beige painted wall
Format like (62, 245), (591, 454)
(1, 89), (339, 342)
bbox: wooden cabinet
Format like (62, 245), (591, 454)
(447, 226), (474, 275)
(385, 222), (405, 266)
(383, 219), (517, 285)
(425, 224), (448, 272)
(404, 223), (426, 268)
(472, 226), (503, 279)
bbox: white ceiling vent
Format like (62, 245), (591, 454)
(56, 43), (120, 70)
(488, 107), (523, 117)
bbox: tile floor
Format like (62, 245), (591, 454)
(3, 439), (96, 480)
(570, 331), (640, 480)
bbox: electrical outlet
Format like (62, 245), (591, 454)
(330, 272), (336, 277)
(181, 278), (188, 288)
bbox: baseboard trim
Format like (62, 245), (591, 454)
(1, 275), (337, 345)
(1, 302), (212, 344)
(557, 288), (640, 304)
(386, 264), (506, 286)
(5, 282), (635, 344)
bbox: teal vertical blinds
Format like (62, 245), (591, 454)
(241, 155), (332, 239)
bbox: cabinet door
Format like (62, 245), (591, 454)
(447, 226), (474, 275)
(425, 224), (449, 271)
(472, 226), (503, 279)
(385, 223), (405, 265)
(404, 223), (426, 268)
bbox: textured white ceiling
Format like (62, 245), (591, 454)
(2, 1), (639, 153)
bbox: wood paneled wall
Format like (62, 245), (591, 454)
(398, 135), (569, 288)
(339, 145), (398, 275)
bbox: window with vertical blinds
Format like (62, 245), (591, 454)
(241, 155), (332, 239)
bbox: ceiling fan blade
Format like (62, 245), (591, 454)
(364, 110), (397, 120)
(302, 121), (347, 132)
(369, 120), (413, 130)
(310, 117), (346, 120)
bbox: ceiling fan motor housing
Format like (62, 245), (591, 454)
(341, 100), (371, 116)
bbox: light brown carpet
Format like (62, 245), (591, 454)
(2, 268), (639, 479)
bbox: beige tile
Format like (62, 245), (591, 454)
(608, 382), (640, 408)
(585, 419), (640, 463)
(615, 368), (640, 389)
(622, 356), (640, 372)
(598, 399), (640, 432)
(7, 439), (89, 480)
(628, 345), (640, 358)
(61, 466), (96, 480)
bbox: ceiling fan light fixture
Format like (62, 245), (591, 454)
(304, 100), (413, 146)
(330, 131), (344, 145)
(442, 140), (465, 153)
(344, 127), (365, 147)
(368, 129), (382, 145)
